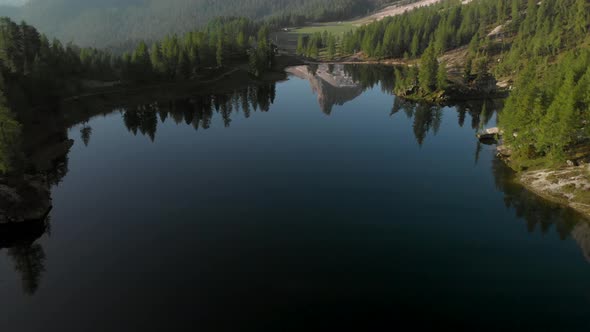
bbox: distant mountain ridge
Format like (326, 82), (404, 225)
(0, 0), (395, 48)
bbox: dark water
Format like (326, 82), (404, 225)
(1, 65), (590, 331)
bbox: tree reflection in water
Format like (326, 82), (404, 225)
(6, 66), (590, 299)
(116, 83), (277, 142)
(1, 218), (48, 295)
(492, 157), (590, 262)
(7, 243), (46, 295)
(103, 75), (590, 266)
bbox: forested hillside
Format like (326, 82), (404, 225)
(300, 0), (590, 166)
(0, 0), (395, 48)
(0, 16), (276, 173)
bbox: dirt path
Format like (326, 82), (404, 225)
(357, 0), (446, 24)
(302, 58), (412, 66)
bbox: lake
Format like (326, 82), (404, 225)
(1, 65), (589, 331)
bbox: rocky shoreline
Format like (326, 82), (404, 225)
(497, 145), (590, 219)
(519, 165), (590, 218)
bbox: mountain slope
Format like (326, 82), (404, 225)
(0, 0), (396, 47)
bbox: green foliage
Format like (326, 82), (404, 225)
(296, 35), (306, 55)
(216, 37), (224, 67)
(0, 103), (20, 174)
(327, 34), (337, 60)
(418, 46), (438, 93)
(119, 17), (274, 81)
(0, 17), (117, 103)
(249, 26), (276, 77)
(0, 17), (278, 173)
(501, 50), (590, 164)
(300, 29), (343, 60)
(335, 0), (590, 164)
(436, 61), (448, 91)
(130, 41), (152, 82)
(339, 0), (502, 59)
(489, 0), (590, 164)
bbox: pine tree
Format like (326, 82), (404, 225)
(236, 31), (246, 52)
(296, 35), (305, 55)
(418, 46), (438, 93)
(410, 34), (420, 57)
(574, 0), (588, 38)
(0, 101), (21, 173)
(176, 50), (191, 80)
(216, 36), (224, 67)
(327, 35), (337, 60)
(437, 61), (448, 91)
(537, 71), (577, 159)
(131, 41), (152, 82)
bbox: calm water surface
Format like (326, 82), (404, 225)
(1, 65), (590, 331)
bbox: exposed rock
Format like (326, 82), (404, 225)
(477, 127), (503, 142)
(487, 21), (511, 39)
(519, 165), (590, 217)
(496, 145), (512, 158)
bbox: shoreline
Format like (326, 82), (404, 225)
(4, 58), (589, 224)
(1, 55), (304, 225)
(65, 54), (303, 105)
(497, 146), (590, 220)
(517, 164), (590, 219)
(63, 57), (590, 220)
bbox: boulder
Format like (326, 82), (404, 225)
(496, 145), (512, 158)
(477, 127), (503, 142)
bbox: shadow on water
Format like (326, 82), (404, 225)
(3, 64), (590, 300)
(492, 156), (590, 262)
(0, 218), (48, 295)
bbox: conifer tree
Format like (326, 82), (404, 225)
(437, 61), (448, 91)
(327, 35), (337, 60)
(216, 36), (224, 67)
(418, 46), (438, 93)
(296, 35), (305, 55)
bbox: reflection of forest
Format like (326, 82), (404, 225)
(118, 83), (277, 141)
(0, 219), (47, 295)
(572, 223), (590, 263)
(492, 157), (590, 262)
(3, 68), (590, 299)
(391, 95), (500, 147)
(1, 96), (71, 296)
